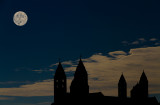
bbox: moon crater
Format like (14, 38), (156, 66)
(13, 11), (28, 26)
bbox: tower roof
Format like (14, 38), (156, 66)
(54, 62), (66, 79)
(119, 73), (126, 84)
(79, 58), (84, 67)
(75, 58), (88, 75)
(140, 70), (148, 82)
(70, 57), (89, 94)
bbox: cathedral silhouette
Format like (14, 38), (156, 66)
(51, 58), (159, 105)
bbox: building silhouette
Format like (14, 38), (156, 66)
(70, 58), (89, 96)
(118, 73), (127, 100)
(131, 71), (149, 104)
(54, 62), (67, 104)
(51, 58), (159, 105)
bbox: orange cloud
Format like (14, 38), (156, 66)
(0, 46), (160, 97)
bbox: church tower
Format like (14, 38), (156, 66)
(70, 58), (89, 96)
(118, 73), (127, 99)
(54, 62), (67, 104)
(139, 71), (148, 99)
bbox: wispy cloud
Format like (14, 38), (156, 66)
(49, 61), (74, 67)
(131, 41), (139, 45)
(138, 38), (146, 42)
(150, 38), (157, 41)
(0, 97), (15, 100)
(31, 68), (55, 73)
(0, 80), (54, 97)
(4, 102), (52, 105)
(155, 42), (160, 45)
(0, 81), (31, 85)
(1, 46), (160, 97)
(32, 69), (44, 73)
(57, 46), (160, 96)
(122, 37), (159, 46)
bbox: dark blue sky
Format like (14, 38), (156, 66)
(0, 0), (160, 104)
(0, 0), (159, 82)
(0, 0), (159, 83)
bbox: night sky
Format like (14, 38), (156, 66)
(0, 0), (160, 105)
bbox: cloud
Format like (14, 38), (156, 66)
(121, 41), (129, 45)
(49, 69), (54, 71)
(1, 46), (160, 97)
(138, 38), (146, 42)
(108, 51), (127, 58)
(65, 46), (160, 96)
(150, 38), (157, 41)
(22, 102), (51, 105)
(49, 61), (74, 67)
(32, 68), (55, 73)
(0, 97), (15, 100)
(0, 80), (54, 97)
(130, 38), (146, 45)
(5, 102), (52, 105)
(122, 37), (159, 46)
(131, 41), (139, 45)
(155, 42), (160, 45)
(0, 81), (31, 85)
(32, 69), (43, 73)
(35, 102), (52, 105)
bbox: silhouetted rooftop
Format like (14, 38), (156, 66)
(54, 62), (66, 78)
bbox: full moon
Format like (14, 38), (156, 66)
(13, 11), (28, 26)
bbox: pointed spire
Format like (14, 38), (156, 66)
(54, 59), (66, 79)
(141, 70), (147, 78)
(80, 54), (82, 60)
(119, 73), (126, 83)
(140, 70), (148, 83)
(70, 55), (89, 95)
(120, 73), (124, 80)
(142, 69), (146, 76)
(74, 55), (88, 78)
(57, 61), (63, 69)
(118, 73), (127, 98)
(78, 55), (84, 67)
